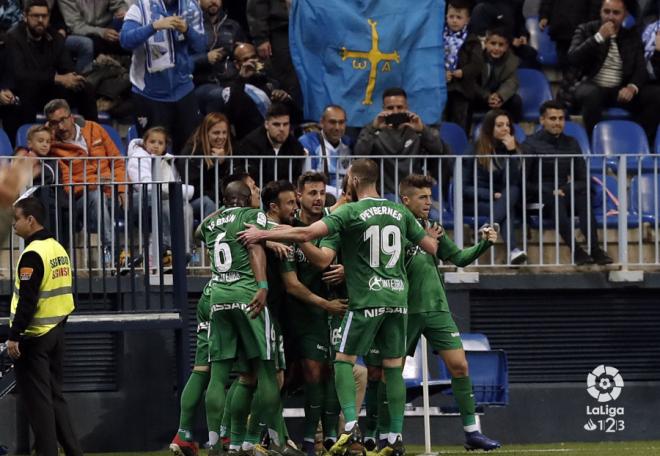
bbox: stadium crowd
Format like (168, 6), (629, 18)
(2, 0), (660, 454)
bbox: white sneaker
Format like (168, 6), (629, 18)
(510, 248), (527, 265)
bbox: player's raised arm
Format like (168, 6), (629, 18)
(281, 270), (347, 315)
(247, 241), (268, 317)
(298, 242), (337, 271)
(239, 219), (329, 245)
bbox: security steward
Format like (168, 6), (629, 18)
(6, 197), (83, 456)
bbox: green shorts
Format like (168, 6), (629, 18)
(334, 307), (407, 359)
(291, 318), (331, 361)
(363, 346), (382, 367)
(405, 311), (463, 356)
(328, 315), (342, 359)
(208, 303), (277, 363)
(194, 292), (212, 366)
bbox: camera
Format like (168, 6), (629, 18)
(384, 112), (411, 128)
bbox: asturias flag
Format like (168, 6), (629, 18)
(289, 0), (446, 127)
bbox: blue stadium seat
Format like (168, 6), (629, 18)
(525, 17), (558, 66)
(440, 122), (468, 155)
(102, 124), (126, 156)
(591, 120), (652, 172)
(517, 69), (553, 121)
(603, 107), (631, 120)
(0, 129), (13, 156)
(448, 182), (488, 227)
(127, 125), (139, 142)
(533, 121), (591, 156)
(655, 125), (660, 154)
(472, 122), (527, 144)
(630, 174), (660, 224)
(438, 350), (509, 406)
(591, 175), (640, 228)
(460, 333), (491, 351)
(16, 123), (40, 148)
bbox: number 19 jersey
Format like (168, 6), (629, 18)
(199, 206), (268, 304)
(321, 197), (426, 310)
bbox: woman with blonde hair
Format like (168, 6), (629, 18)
(176, 112), (235, 223)
(463, 109), (526, 264)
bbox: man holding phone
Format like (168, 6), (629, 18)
(354, 87), (447, 198)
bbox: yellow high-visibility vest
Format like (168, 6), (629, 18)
(10, 238), (75, 337)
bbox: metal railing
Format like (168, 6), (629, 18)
(1, 153), (660, 273)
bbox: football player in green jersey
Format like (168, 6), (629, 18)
(201, 180), (287, 456)
(239, 159), (442, 456)
(281, 172), (348, 455)
(399, 174), (501, 452)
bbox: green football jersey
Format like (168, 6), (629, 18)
(265, 219), (289, 322)
(322, 197), (426, 310)
(282, 210), (341, 322)
(406, 219), (491, 314)
(200, 206), (268, 304)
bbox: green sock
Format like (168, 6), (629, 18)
(383, 367), (405, 435)
(205, 360), (233, 442)
(334, 360), (357, 424)
(303, 381), (324, 441)
(364, 380), (379, 438)
(451, 376), (477, 427)
(376, 380), (390, 437)
(253, 360), (283, 445)
(178, 370), (210, 440)
(244, 413), (264, 445)
(322, 376), (340, 439)
(221, 378), (240, 439)
(230, 381), (256, 447)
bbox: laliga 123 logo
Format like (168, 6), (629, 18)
(583, 365), (625, 433)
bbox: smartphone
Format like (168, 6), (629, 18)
(385, 112), (411, 128)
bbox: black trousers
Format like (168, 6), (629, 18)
(14, 323), (83, 456)
(539, 191), (598, 247)
(133, 90), (201, 155)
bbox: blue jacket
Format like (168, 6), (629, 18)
(120, 0), (206, 102)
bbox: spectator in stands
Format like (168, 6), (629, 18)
(222, 42), (301, 140)
(5, 0), (98, 147)
(45, 98), (126, 254)
(463, 109), (526, 264)
(474, 28), (523, 123)
(58, 0), (128, 60)
(568, 0), (660, 141)
(354, 87), (447, 198)
(246, 0), (301, 105)
(538, 0), (601, 69)
(522, 101), (613, 265)
(177, 112), (234, 222)
(298, 104), (351, 193)
(120, 0), (206, 155)
(470, 0), (539, 68)
(239, 102), (306, 186)
(642, 18), (660, 80)
(193, 0), (246, 114)
(15, 126), (56, 185)
(443, 0), (484, 131)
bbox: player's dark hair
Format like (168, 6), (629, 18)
(350, 159), (379, 186)
(382, 87), (407, 100)
(223, 180), (251, 207)
(399, 174), (437, 197)
(266, 103), (290, 120)
(14, 197), (46, 226)
(297, 171), (327, 191)
(539, 100), (566, 116)
(261, 180), (296, 210)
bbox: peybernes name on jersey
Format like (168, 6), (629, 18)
(212, 272), (241, 283)
(359, 206), (402, 221)
(364, 307), (407, 318)
(208, 213), (237, 230)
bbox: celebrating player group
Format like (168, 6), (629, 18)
(168, 159), (502, 456)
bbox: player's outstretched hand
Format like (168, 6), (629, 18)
(266, 241), (292, 260)
(239, 224), (262, 245)
(325, 298), (348, 316)
(482, 227), (498, 243)
(247, 289), (267, 318)
(322, 264), (345, 285)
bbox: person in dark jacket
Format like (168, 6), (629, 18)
(522, 101), (613, 265)
(5, 0), (97, 144)
(568, 0), (660, 140)
(443, 0), (484, 131)
(473, 28), (523, 122)
(238, 102), (306, 186)
(463, 109), (526, 264)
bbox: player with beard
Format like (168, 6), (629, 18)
(239, 159), (441, 456)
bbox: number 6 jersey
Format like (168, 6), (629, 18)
(321, 197), (426, 310)
(200, 206), (268, 305)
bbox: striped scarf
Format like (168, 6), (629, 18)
(443, 24), (468, 71)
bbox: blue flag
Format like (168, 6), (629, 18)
(290, 0), (446, 127)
